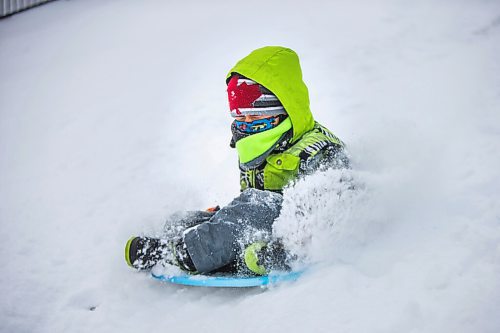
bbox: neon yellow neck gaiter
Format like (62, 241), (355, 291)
(235, 118), (292, 164)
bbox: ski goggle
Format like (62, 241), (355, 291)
(233, 116), (284, 134)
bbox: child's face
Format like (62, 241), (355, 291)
(233, 114), (286, 134)
(234, 114), (281, 126)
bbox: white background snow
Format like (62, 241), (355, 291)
(1, 0), (500, 332)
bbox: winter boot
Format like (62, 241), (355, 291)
(243, 241), (291, 275)
(125, 236), (197, 272)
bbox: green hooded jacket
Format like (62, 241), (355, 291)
(227, 46), (346, 191)
(227, 46), (314, 143)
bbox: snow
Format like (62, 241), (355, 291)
(1, 0), (500, 332)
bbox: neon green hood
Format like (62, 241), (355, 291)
(227, 46), (315, 144)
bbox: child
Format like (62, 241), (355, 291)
(125, 46), (349, 275)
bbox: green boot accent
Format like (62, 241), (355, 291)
(244, 241), (268, 275)
(125, 236), (136, 267)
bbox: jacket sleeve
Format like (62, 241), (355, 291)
(163, 210), (216, 239)
(299, 143), (350, 175)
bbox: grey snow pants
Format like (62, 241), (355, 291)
(168, 189), (283, 273)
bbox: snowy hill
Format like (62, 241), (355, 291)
(1, 0), (500, 332)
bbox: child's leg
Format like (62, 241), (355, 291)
(182, 189), (283, 273)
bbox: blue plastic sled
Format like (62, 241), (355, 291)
(151, 270), (304, 288)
